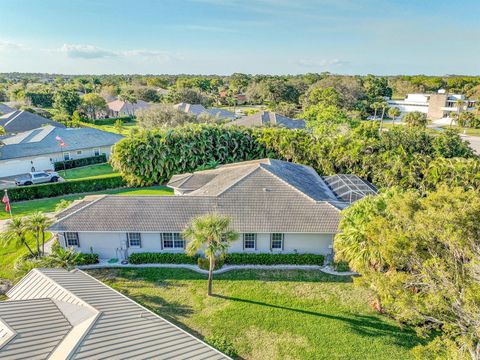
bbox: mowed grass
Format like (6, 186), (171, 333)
(61, 163), (117, 180)
(0, 232), (51, 280)
(83, 121), (138, 136)
(88, 268), (425, 360)
(440, 125), (480, 136)
(0, 186), (173, 220)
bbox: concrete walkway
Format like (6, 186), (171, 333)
(78, 260), (357, 276)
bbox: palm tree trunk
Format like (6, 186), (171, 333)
(373, 109), (377, 120)
(207, 257), (215, 296)
(23, 240), (35, 258)
(35, 229), (40, 258)
(41, 231), (45, 257)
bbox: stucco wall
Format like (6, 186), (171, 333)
(63, 232), (334, 259)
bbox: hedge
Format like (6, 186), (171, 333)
(89, 116), (134, 125)
(75, 253), (99, 265)
(198, 257), (224, 270)
(224, 253), (325, 266)
(127, 252), (325, 266)
(54, 154), (107, 171)
(128, 252), (199, 265)
(8, 175), (126, 201)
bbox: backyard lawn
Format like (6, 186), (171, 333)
(81, 121), (138, 136)
(89, 268), (425, 360)
(61, 163), (117, 180)
(0, 185), (173, 220)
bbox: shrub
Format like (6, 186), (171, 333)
(89, 116), (133, 125)
(224, 253), (325, 266)
(128, 252), (199, 264)
(54, 154), (107, 170)
(8, 175), (126, 201)
(204, 335), (237, 358)
(332, 260), (350, 272)
(75, 253), (99, 265)
(198, 257), (224, 270)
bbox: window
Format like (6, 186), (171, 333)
(65, 232), (79, 247)
(271, 233), (284, 250)
(94, 148), (100, 156)
(162, 233), (184, 249)
(33, 173), (48, 178)
(127, 232), (141, 247)
(243, 233), (256, 250)
(76, 150), (82, 155)
(63, 152), (70, 161)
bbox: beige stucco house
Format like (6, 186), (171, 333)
(50, 159), (376, 260)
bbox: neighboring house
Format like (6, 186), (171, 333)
(0, 125), (123, 177)
(107, 99), (150, 117)
(227, 111), (306, 129)
(50, 159), (376, 260)
(387, 89), (476, 122)
(0, 103), (14, 115)
(0, 110), (65, 134)
(174, 103), (236, 120)
(0, 268), (228, 359)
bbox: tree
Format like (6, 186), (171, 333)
(183, 213), (239, 296)
(0, 126), (5, 135)
(453, 99), (466, 126)
(378, 101), (388, 133)
(53, 89), (81, 115)
(303, 104), (352, 135)
(334, 187), (480, 359)
(387, 107), (401, 125)
(370, 102), (381, 120)
(81, 93), (107, 120)
(167, 88), (212, 107)
(270, 101), (298, 118)
(0, 217), (35, 258)
(27, 212), (53, 257)
(136, 104), (197, 129)
(304, 87), (342, 109)
(403, 111), (427, 128)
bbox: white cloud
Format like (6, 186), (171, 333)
(0, 40), (27, 53)
(60, 44), (118, 59)
(59, 44), (177, 63)
(294, 58), (346, 68)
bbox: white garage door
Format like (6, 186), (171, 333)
(0, 156), (54, 177)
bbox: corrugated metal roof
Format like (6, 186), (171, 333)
(2, 269), (229, 359)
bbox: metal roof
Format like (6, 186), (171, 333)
(2, 268), (229, 360)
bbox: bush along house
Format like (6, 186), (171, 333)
(49, 159), (377, 261)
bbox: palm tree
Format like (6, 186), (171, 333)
(0, 126), (5, 135)
(388, 107), (401, 125)
(370, 102), (380, 120)
(183, 213), (239, 296)
(0, 217), (35, 258)
(27, 212), (53, 257)
(453, 99), (466, 127)
(378, 101), (388, 133)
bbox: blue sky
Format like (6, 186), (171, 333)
(0, 0), (479, 75)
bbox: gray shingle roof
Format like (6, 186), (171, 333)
(0, 103), (14, 115)
(174, 103), (236, 119)
(3, 269), (228, 360)
(0, 110), (65, 134)
(227, 111), (305, 129)
(0, 126), (123, 160)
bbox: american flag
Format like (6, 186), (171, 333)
(2, 191), (10, 213)
(55, 135), (67, 147)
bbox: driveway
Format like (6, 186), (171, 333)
(0, 175), (18, 190)
(463, 135), (480, 155)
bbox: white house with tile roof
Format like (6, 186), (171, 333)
(50, 159), (376, 261)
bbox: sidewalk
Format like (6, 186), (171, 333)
(78, 260), (357, 276)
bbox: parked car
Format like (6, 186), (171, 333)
(15, 171), (61, 186)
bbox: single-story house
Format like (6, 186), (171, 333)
(0, 125), (123, 177)
(50, 159), (376, 260)
(227, 111), (305, 129)
(0, 103), (14, 115)
(107, 99), (150, 117)
(0, 268), (228, 359)
(174, 103), (236, 120)
(0, 110), (65, 134)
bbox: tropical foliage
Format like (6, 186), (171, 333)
(334, 186), (480, 359)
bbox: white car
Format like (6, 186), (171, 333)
(15, 171), (61, 186)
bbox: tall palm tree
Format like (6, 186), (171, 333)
(388, 107), (401, 125)
(0, 217), (35, 258)
(183, 213), (239, 296)
(370, 102), (380, 120)
(378, 101), (388, 133)
(453, 99), (466, 127)
(27, 212), (52, 257)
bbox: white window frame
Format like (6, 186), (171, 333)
(243, 233), (256, 250)
(271, 233), (284, 251)
(161, 233), (185, 249)
(63, 152), (71, 161)
(65, 232), (79, 247)
(94, 148), (100, 156)
(127, 232), (141, 247)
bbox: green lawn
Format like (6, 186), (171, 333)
(440, 125), (480, 136)
(0, 232), (52, 280)
(62, 163), (117, 180)
(88, 268), (425, 359)
(0, 186), (173, 220)
(81, 121), (138, 136)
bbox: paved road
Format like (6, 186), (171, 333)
(463, 135), (480, 155)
